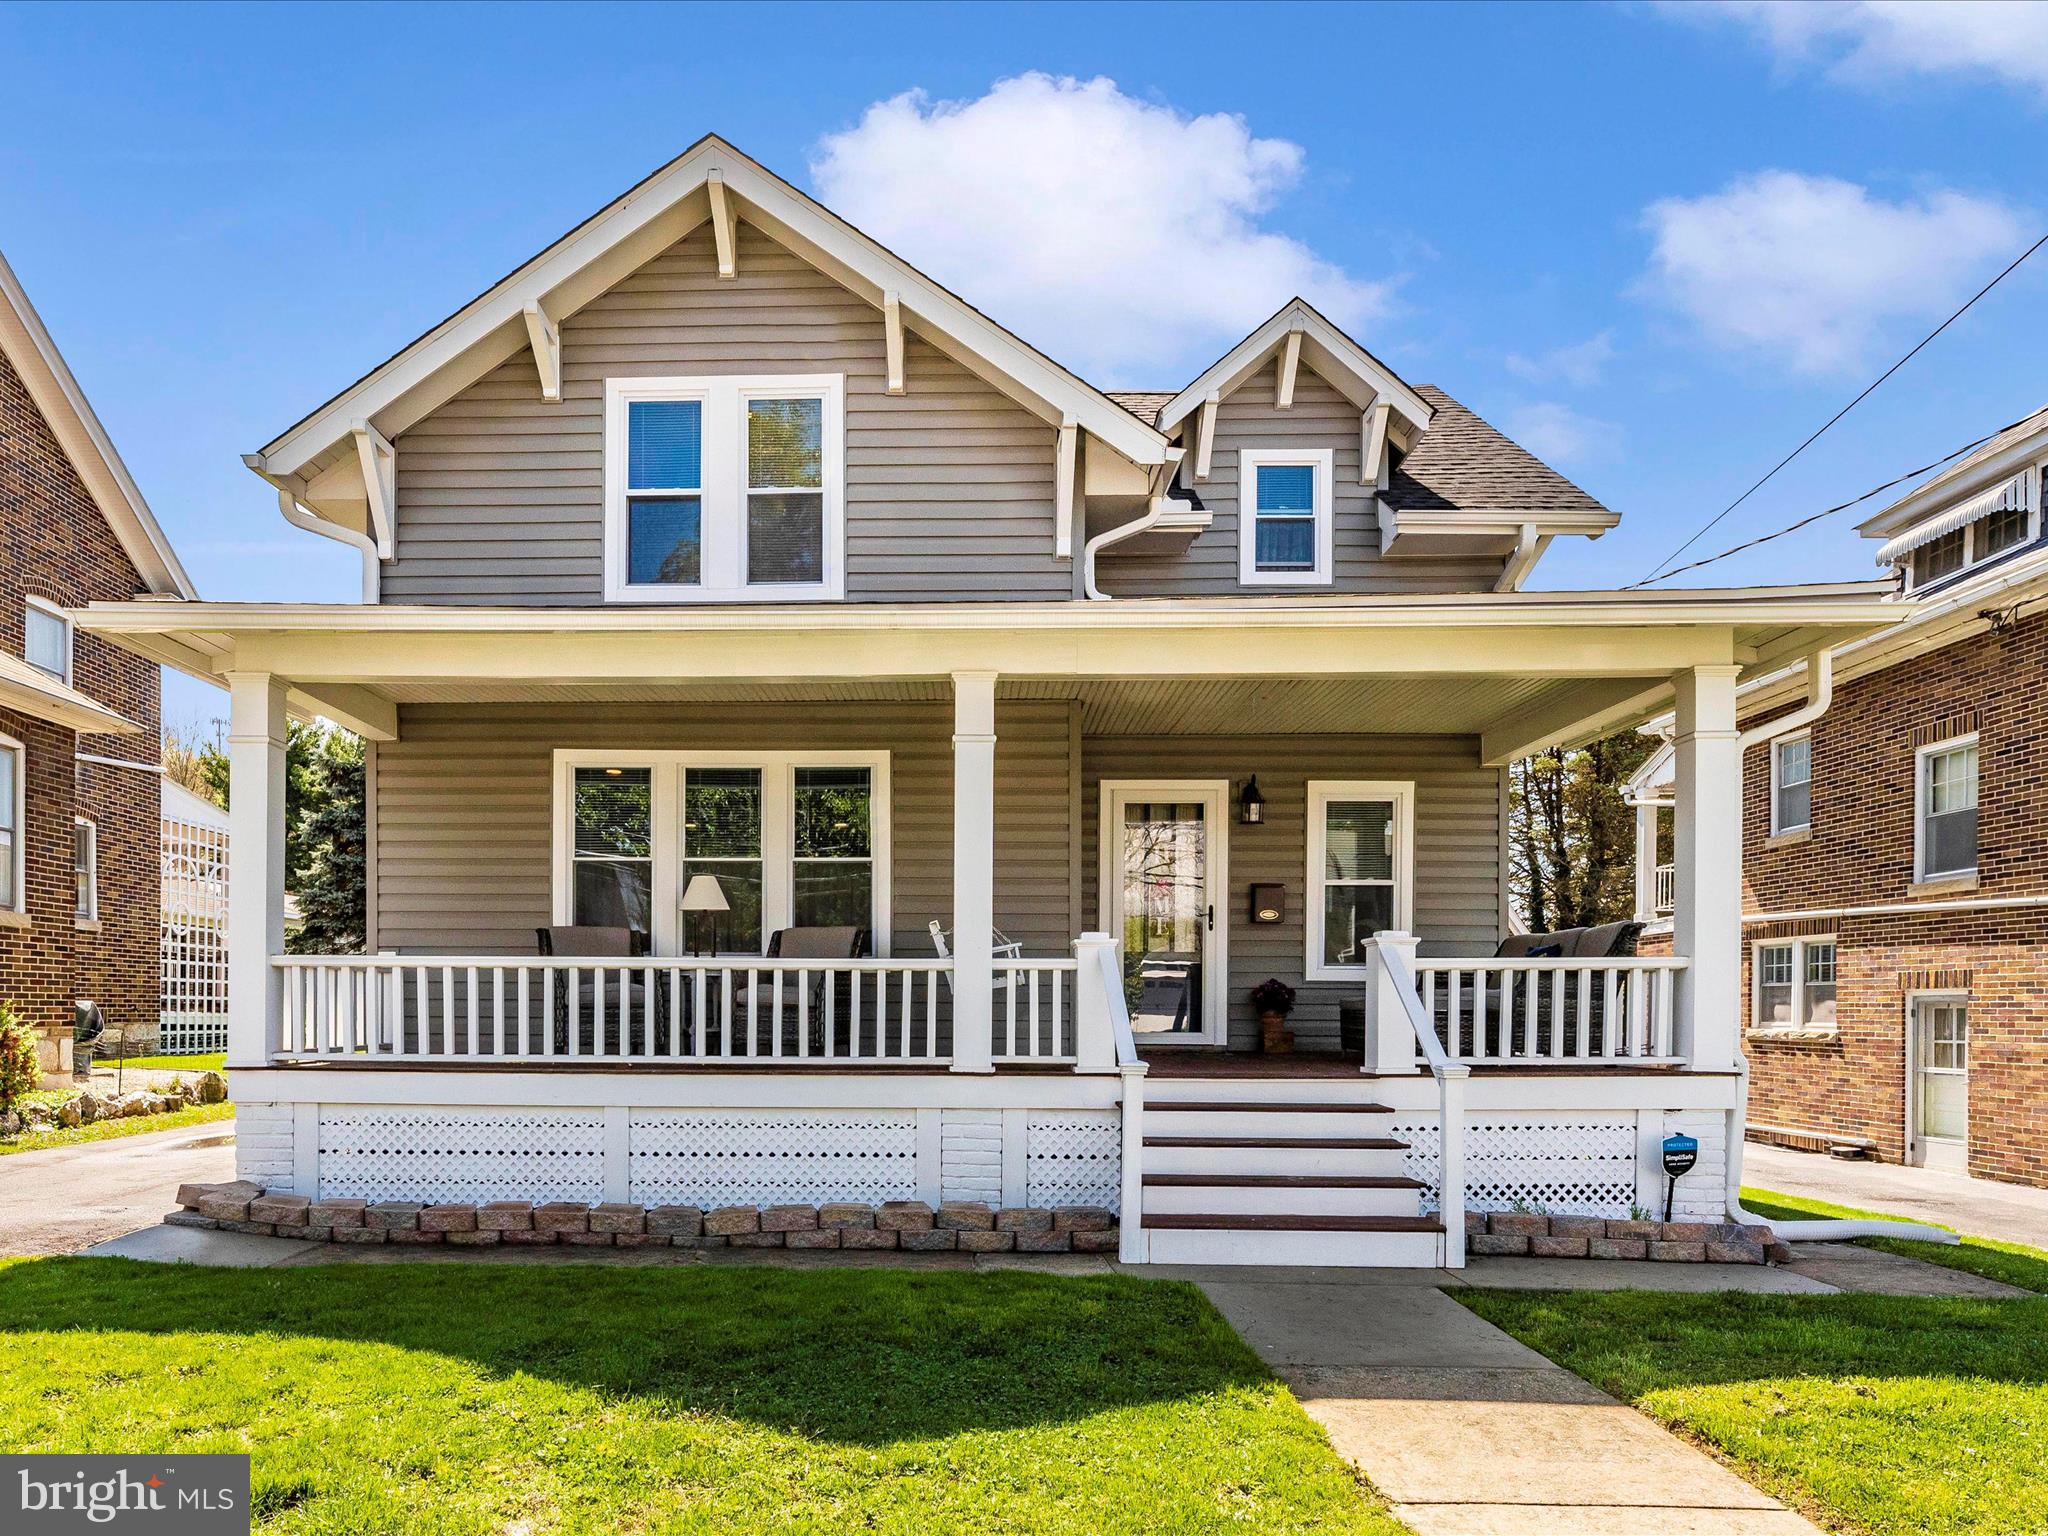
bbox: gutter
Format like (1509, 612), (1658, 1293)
(1082, 450), (1193, 600)
(243, 453), (381, 602)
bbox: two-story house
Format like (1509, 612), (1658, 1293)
(84, 137), (1898, 1264)
(1630, 405), (2048, 1188)
(0, 248), (196, 1076)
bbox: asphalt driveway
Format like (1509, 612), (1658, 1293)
(0, 1120), (236, 1257)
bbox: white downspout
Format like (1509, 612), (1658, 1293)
(1719, 649), (1958, 1246)
(1083, 449), (1187, 600)
(244, 452), (381, 602)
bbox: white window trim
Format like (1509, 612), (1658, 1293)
(73, 815), (97, 924)
(1769, 730), (1812, 836)
(24, 595), (73, 684)
(602, 374), (846, 604)
(549, 748), (890, 956)
(0, 732), (22, 916)
(1749, 934), (1838, 1031)
(1238, 448), (1335, 587)
(1914, 732), (1979, 883)
(1305, 779), (1414, 981)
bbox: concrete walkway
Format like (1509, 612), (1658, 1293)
(1195, 1271), (1826, 1535)
(0, 1122), (235, 1257)
(1746, 1141), (2048, 1250)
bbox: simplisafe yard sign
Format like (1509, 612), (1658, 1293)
(6, 1455), (250, 1534)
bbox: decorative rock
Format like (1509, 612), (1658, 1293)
(74, 1094), (100, 1124)
(1648, 1240), (1707, 1263)
(477, 1201), (534, 1232)
(957, 1229), (1014, 1253)
(760, 1204), (819, 1233)
(1015, 1230), (1071, 1253)
(612, 1231), (660, 1248)
(937, 1201), (995, 1232)
(501, 1228), (558, 1246)
(1468, 1232), (1529, 1256)
(839, 1227), (899, 1250)
(194, 1071), (229, 1104)
(1530, 1234), (1589, 1259)
(275, 1225), (322, 1241)
(249, 1194), (311, 1227)
(180, 1179), (259, 1212)
(164, 1210), (217, 1230)
(388, 1227), (443, 1245)
(1660, 1222), (1713, 1243)
(420, 1203), (478, 1234)
(727, 1231), (784, 1248)
(0, 1111), (20, 1137)
(818, 1202), (874, 1230)
(331, 1227), (388, 1245)
(534, 1202), (591, 1235)
(1548, 1215), (1607, 1241)
(1052, 1205), (1115, 1233)
(785, 1228), (840, 1249)
(1588, 1237), (1648, 1261)
(1071, 1229), (1119, 1253)
(647, 1205), (705, 1240)
(705, 1205), (761, 1237)
(588, 1202), (647, 1235)
(196, 1183), (266, 1222)
(1488, 1212), (1549, 1238)
(446, 1229), (502, 1247)
(1706, 1237), (1766, 1265)
(997, 1207), (1052, 1234)
(877, 1201), (934, 1233)
(367, 1201), (424, 1231)
(219, 1220), (275, 1236)
(1766, 1241), (1796, 1265)
(56, 1099), (80, 1128)
(1464, 1211), (1489, 1237)
(309, 1198), (368, 1231)
(560, 1231), (613, 1247)
(898, 1228), (957, 1251)
(1605, 1219), (1659, 1240)
(121, 1095), (153, 1118)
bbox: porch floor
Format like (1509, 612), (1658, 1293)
(1138, 1050), (1362, 1079)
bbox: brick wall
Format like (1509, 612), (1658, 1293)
(0, 342), (162, 1044)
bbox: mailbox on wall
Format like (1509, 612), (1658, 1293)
(1249, 884), (1285, 925)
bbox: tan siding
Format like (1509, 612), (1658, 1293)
(373, 700), (1075, 955)
(1098, 362), (1505, 596)
(1081, 734), (1502, 1049)
(386, 223), (1068, 604)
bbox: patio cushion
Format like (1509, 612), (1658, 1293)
(1569, 921), (1641, 958)
(766, 925), (865, 960)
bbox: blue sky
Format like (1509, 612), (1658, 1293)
(1, 1), (2042, 729)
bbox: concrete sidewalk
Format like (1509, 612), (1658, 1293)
(1197, 1273), (1825, 1535)
(1747, 1141), (2048, 1250)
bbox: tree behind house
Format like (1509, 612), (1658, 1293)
(1509, 730), (1657, 933)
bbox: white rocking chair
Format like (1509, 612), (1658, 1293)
(928, 920), (1024, 994)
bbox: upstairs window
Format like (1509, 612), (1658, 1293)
(1913, 528), (1966, 586)
(1771, 733), (1811, 834)
(24, 598), (71, 683)
(605, 376), (843, 602)
(1916, 736), (1978, 881)
(1903, 468), (2042, 590)
(1239, 449), (1333, 585)
(1982, 501), (2030, 558)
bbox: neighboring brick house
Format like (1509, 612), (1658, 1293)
(0, 248), (197, 1073)
(1631, 404), (2048, 1187)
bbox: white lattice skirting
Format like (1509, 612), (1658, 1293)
(1395, 1116), (1637, 1218)
(629, 1111), (917, 1207)
(1026, 1111), (1120, 1213)
(318, 1109), (607, 1203)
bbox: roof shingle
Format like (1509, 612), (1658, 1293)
(1382, 385), (1610, 517)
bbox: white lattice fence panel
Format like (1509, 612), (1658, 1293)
(317, 1108), (606, 1202)
(1395, 1116), (1637, 1218)
(629, 1112), (917, 1206)
(1025, 1112), (1121, 1213)
(160, 815), (230, 1054)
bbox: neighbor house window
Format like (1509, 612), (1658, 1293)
(1982, 501), (2030, 557)
(1911, 528), (1966, 587)
(73, 817), (96, 922)
(604, 376), (843, 602)
(1752, 936), (1836, 1030)
(0, 736), (20, 913)
(24, 597), (70, 682)
(1305, 780), (1412, 979)
(570, 766), (654, 935)
(1903, 469), (2042, 590)
(1239, 449), (1333, 585)
(1771, 733), (1811, 834)
(1916, 736), (1978, 881)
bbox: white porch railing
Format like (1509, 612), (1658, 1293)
(1653, 863), (1675, 915)
(274, 953), (1086, 1069)
(1370, 934), (1469, 1269)
(1413, 956), (1689, 1068)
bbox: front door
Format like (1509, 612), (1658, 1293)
(1101, 781), (1228, 1044)
(1910, 998), (1969, 1172)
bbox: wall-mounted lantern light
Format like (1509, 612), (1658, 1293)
(1240, 775), (1265, 825)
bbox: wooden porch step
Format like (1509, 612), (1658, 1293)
(1143, 1213), (1444, 1233)
(1143, 1173), (1424, 1189)
(1151, 1100), (1394, 1115)
(1143, 1135), (1407, 1150)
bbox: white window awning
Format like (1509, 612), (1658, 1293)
(1876, 470), (2032, 566)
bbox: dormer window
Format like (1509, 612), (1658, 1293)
(1238, 449), (1333, 586)
(604, 375), (844, 603)
(1913, 528), (1966, 586)
(1896, 466), (2042, 592)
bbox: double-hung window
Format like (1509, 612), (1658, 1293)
(73, 817), (97, 922)
(0, 735), (20, 914)
(1916, 735), (1978, 881)
(1752, 937), (1836, 1029)
(1239, 449), (1333, 585)
(605, 375), (843, 602)
(1771, 732), (1811, 834)
(570, 767), (654, 936)
(1305, 780), (1412, 979)
(24, 597), (71, 683)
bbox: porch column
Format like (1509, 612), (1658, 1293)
(1670, 664), (1742, 1072)
(1632, 801), (1659, 921)
(225, 672), (289, 1070)
(951, 670), (998, 1073)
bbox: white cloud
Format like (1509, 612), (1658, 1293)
(1504, 330), (1614, 388)
(1502, 402), (1622, 468)
(810, 73), (1394, 383)
(1675, 1), (2048, 94)
(1637, 171), (2025, 376)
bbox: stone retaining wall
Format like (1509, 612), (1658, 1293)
(167, 1183), (1119, 1253)
(1465, 1210), (1788, 1263)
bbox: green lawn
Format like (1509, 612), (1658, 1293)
(0, 1101), (234, 1156)
(1462, 1286), (2048, 1536)
(0, 1258), (1397, 1535)
(100, 1051), (228, 1073)
(1743, 1185), (2048, 1294)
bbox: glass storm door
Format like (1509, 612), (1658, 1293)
(1104, 783), (1227, 1043)
(1913, 999), (1969, 1171)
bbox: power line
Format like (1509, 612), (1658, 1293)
(1636, 227), (2048, 587)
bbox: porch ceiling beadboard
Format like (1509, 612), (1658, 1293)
(388, 224), (1068, 606)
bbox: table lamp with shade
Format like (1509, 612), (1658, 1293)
(680, 873), (728, 956)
